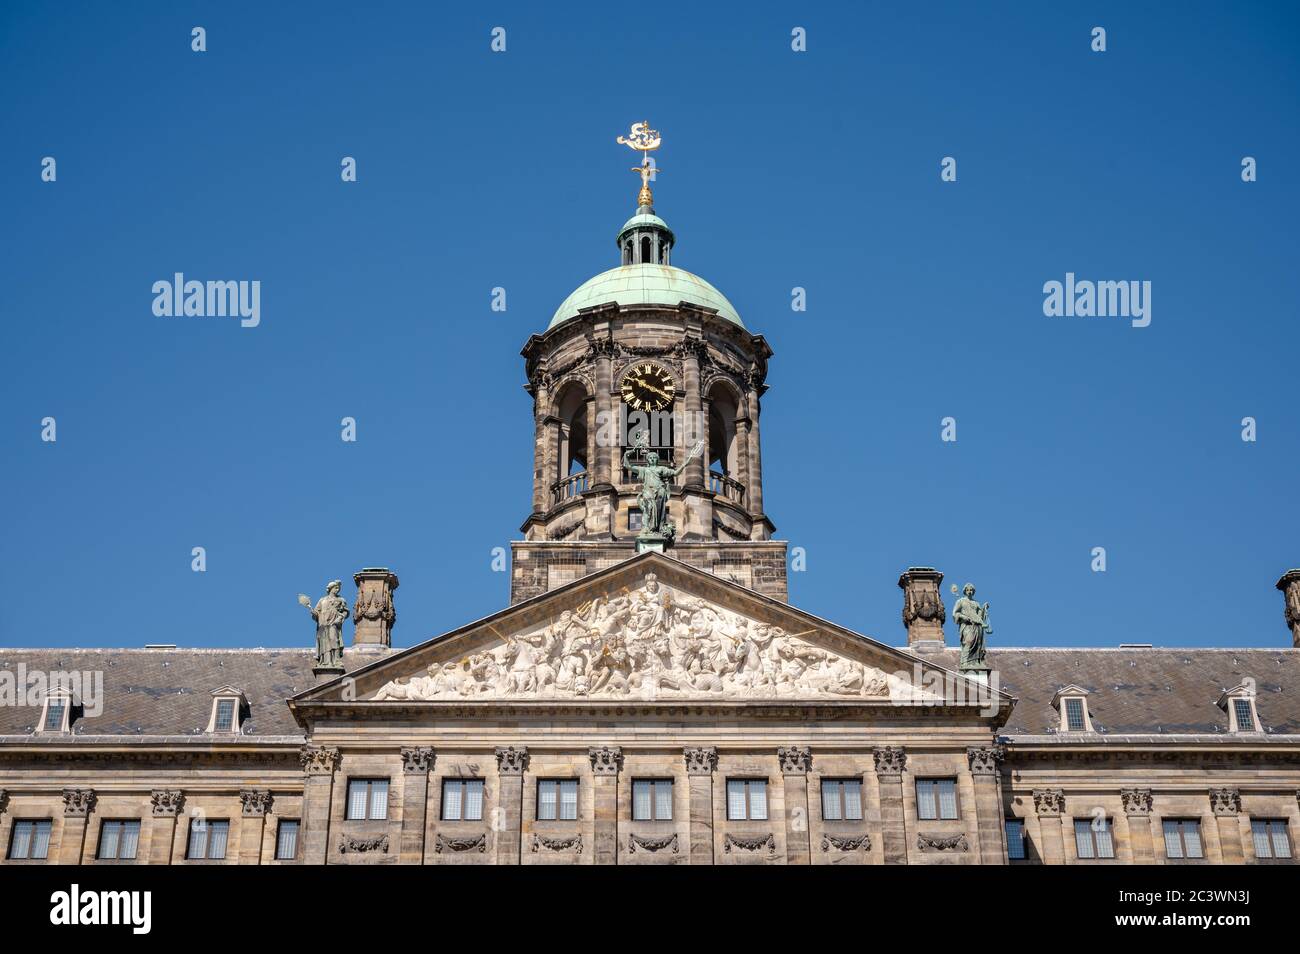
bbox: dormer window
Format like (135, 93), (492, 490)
(37, 689), (74, 734)
(1051, 685), (1094, 733)
(1217, 685), (1262, 733)
(206, 686), (247, 734)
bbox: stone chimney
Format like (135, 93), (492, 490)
(1276, 569), (1300, 647)
(353, 568), (399, 648)
(899, 567), (946, 652)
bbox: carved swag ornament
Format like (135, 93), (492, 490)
(821, 833), (871, 853)
(917, 833), (970, 852)
(532, 833), (583, 854)
(435, 833), (486, 854)
(723, 833), (776, 856)
(339, 835), (389, 854)
(628, 833), (679, 854)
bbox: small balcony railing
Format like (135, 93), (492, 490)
(709, 470), (746, 505)
(551, 471), (589, 506)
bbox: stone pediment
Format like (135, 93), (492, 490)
(310, 554), (990, 707)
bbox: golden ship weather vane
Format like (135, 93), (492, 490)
(617, 120), (663, 208)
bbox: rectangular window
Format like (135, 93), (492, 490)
(186, 818), (230, 860)
(1006, 819), (1026, 860)
(214, 699), (235, 731)
(442, 779), (485, 821)
(628, 509), (643, 532)
(346, 778), (389, 820)
(8, 820), (53, 860)
(820, 779), (863, 821)
(916, 779), (958, 820)
(44, 701), (66, 731)
(1064, 697), (1087, 731)
(275, 820), (299, 860)
(97, 820), (141, 860)
(1233, 698), (1255, 731)
(537, 779), (578, 821)
(632, 779), (673, 821)
(726, 779), (768, 821)
(1073, 818), (1115, 859)
(1251, 819), (1292, 859)
(1162, 819), (1204, 860)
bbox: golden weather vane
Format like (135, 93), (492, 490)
(617, 120), (663, 207)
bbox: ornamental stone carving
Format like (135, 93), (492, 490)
(1120, 788), (1154, 816)
(532, 833), (583, 853)
(435, 833), (486, 854)
(589, 746), (623, 775)
(967, 745), (1005, 776)
(370, 576), (895, 702)
(401, 746), (435, 774)
(339, 835), (389, 854)
(684, 746), (718, 776)
(821, 833), (871, 852)
(1210, 787), (1241, 816)
(917, 832), (970, 852)
(353, 567), (399, 647)
(899, 567), (946, 645)
(723, 832), (776, 856)
(150, 790), (184, 816)
(62, 788), (96, 816)
(778, 746), (812, 775)
(239, 789), (273, 816)
(873, 745), (907, 777)
(0, 790), (8, 815)
(495, 746), (528, 775)
(1032, 789), (1065, 816)
(300, 745), (340, 775)
(628, 833), (679, 854)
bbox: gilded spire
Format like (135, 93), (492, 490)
(617, 120), (663, 209)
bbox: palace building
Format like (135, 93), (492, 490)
(3, 127), (1299, 867)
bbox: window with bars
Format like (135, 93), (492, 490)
(1162, 819), (1204, 860)
(1232, 698), (1258, 732)
(1250, 819), (1292, 859)
(1064, 697), (1087, 731)
(97, 820), (141, 860)
(275, 819), (299, 860)
(726, 779), (768, 821)
(1073, 818), (1116, 859)
(442, 779), (485, 821)
(7, 819), (52, 860)
(346, 779), (389, 820)
(1006, 819), (1026, 860)
(213, 699), (235, 732)
(186, 818), (230, 860)
(537, 779), (579, 821)
(916, 779), (959, 820)
(820, 779), (863, 821)
(632, 779), (673, 821)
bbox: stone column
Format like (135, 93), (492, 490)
(495, 746), (528, 866)
(1120, 788), (1155, 863)
(300, 746), (340, 865)
(898, 567), (947, 650)
(530, 372), (552, 516)
(589, 747), (622, 865)
(591, 340), (616, 490)
(684, 747), (717, 865)
(679, 341), (706, 490)
(238, 790), (272, 865)
(148, 790), (184, 864)
(1277, 569), (1300, 647)
(872, 746), (908, 865)
(352, 568), (399, 648)
(58, 789), (96, 865)
(397, 747), (434, 864)
(744, 386), (765, 527)
(1210, 788), (1244, 863)
(778, 746), (813, 865)
(967, 746), (1006, 864)
(1032, 789), (1066, 865)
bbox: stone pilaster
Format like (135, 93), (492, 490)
(591, 338), (616, 491)
(1120, 788), (1155, 863)
(589, 746), (622, 864)
(148, 790), (184, 865)
(399, 747), (434, 865)
(966, 746), (1006, 864)
(530, 371), (552, 516)
(352, 568), (399, 647)
(872, 746), (908, 864)
(1210, 788), (1244, 863)
(899, 567), (946, 650)
(300, 746), (340, 865)
(59, 788), (96, 865)
(1032, 789), (1066, 865)
(744, 387), (765, 530)
(680, 340), (706, 491)
(495, 746), (528, 866)
(684, 747), (717, 865)
(778, 746), (812, 865)
(1277, 569), (1300, 647)
(238, 790), (272, 865)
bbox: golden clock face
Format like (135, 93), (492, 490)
(620, 362), (677, 411)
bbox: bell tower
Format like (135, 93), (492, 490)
(510, 122), (786, 603)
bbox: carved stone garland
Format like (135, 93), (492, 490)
(628, 833), (679, 854)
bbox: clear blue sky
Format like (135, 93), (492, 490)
(2, 2), (1298, 651)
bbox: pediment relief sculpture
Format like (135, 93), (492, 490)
(371, 574), (917, 702)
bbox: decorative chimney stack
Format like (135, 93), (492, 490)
(899, 567), (946, 652)
(353, 568), (399, 649)
(1276, 569), (1300, 648)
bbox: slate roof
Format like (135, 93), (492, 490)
(1, 644), (1297, 741)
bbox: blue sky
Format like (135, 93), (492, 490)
(2, 1), (1298, 651)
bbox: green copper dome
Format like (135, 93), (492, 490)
(548, 264), (744, 330)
